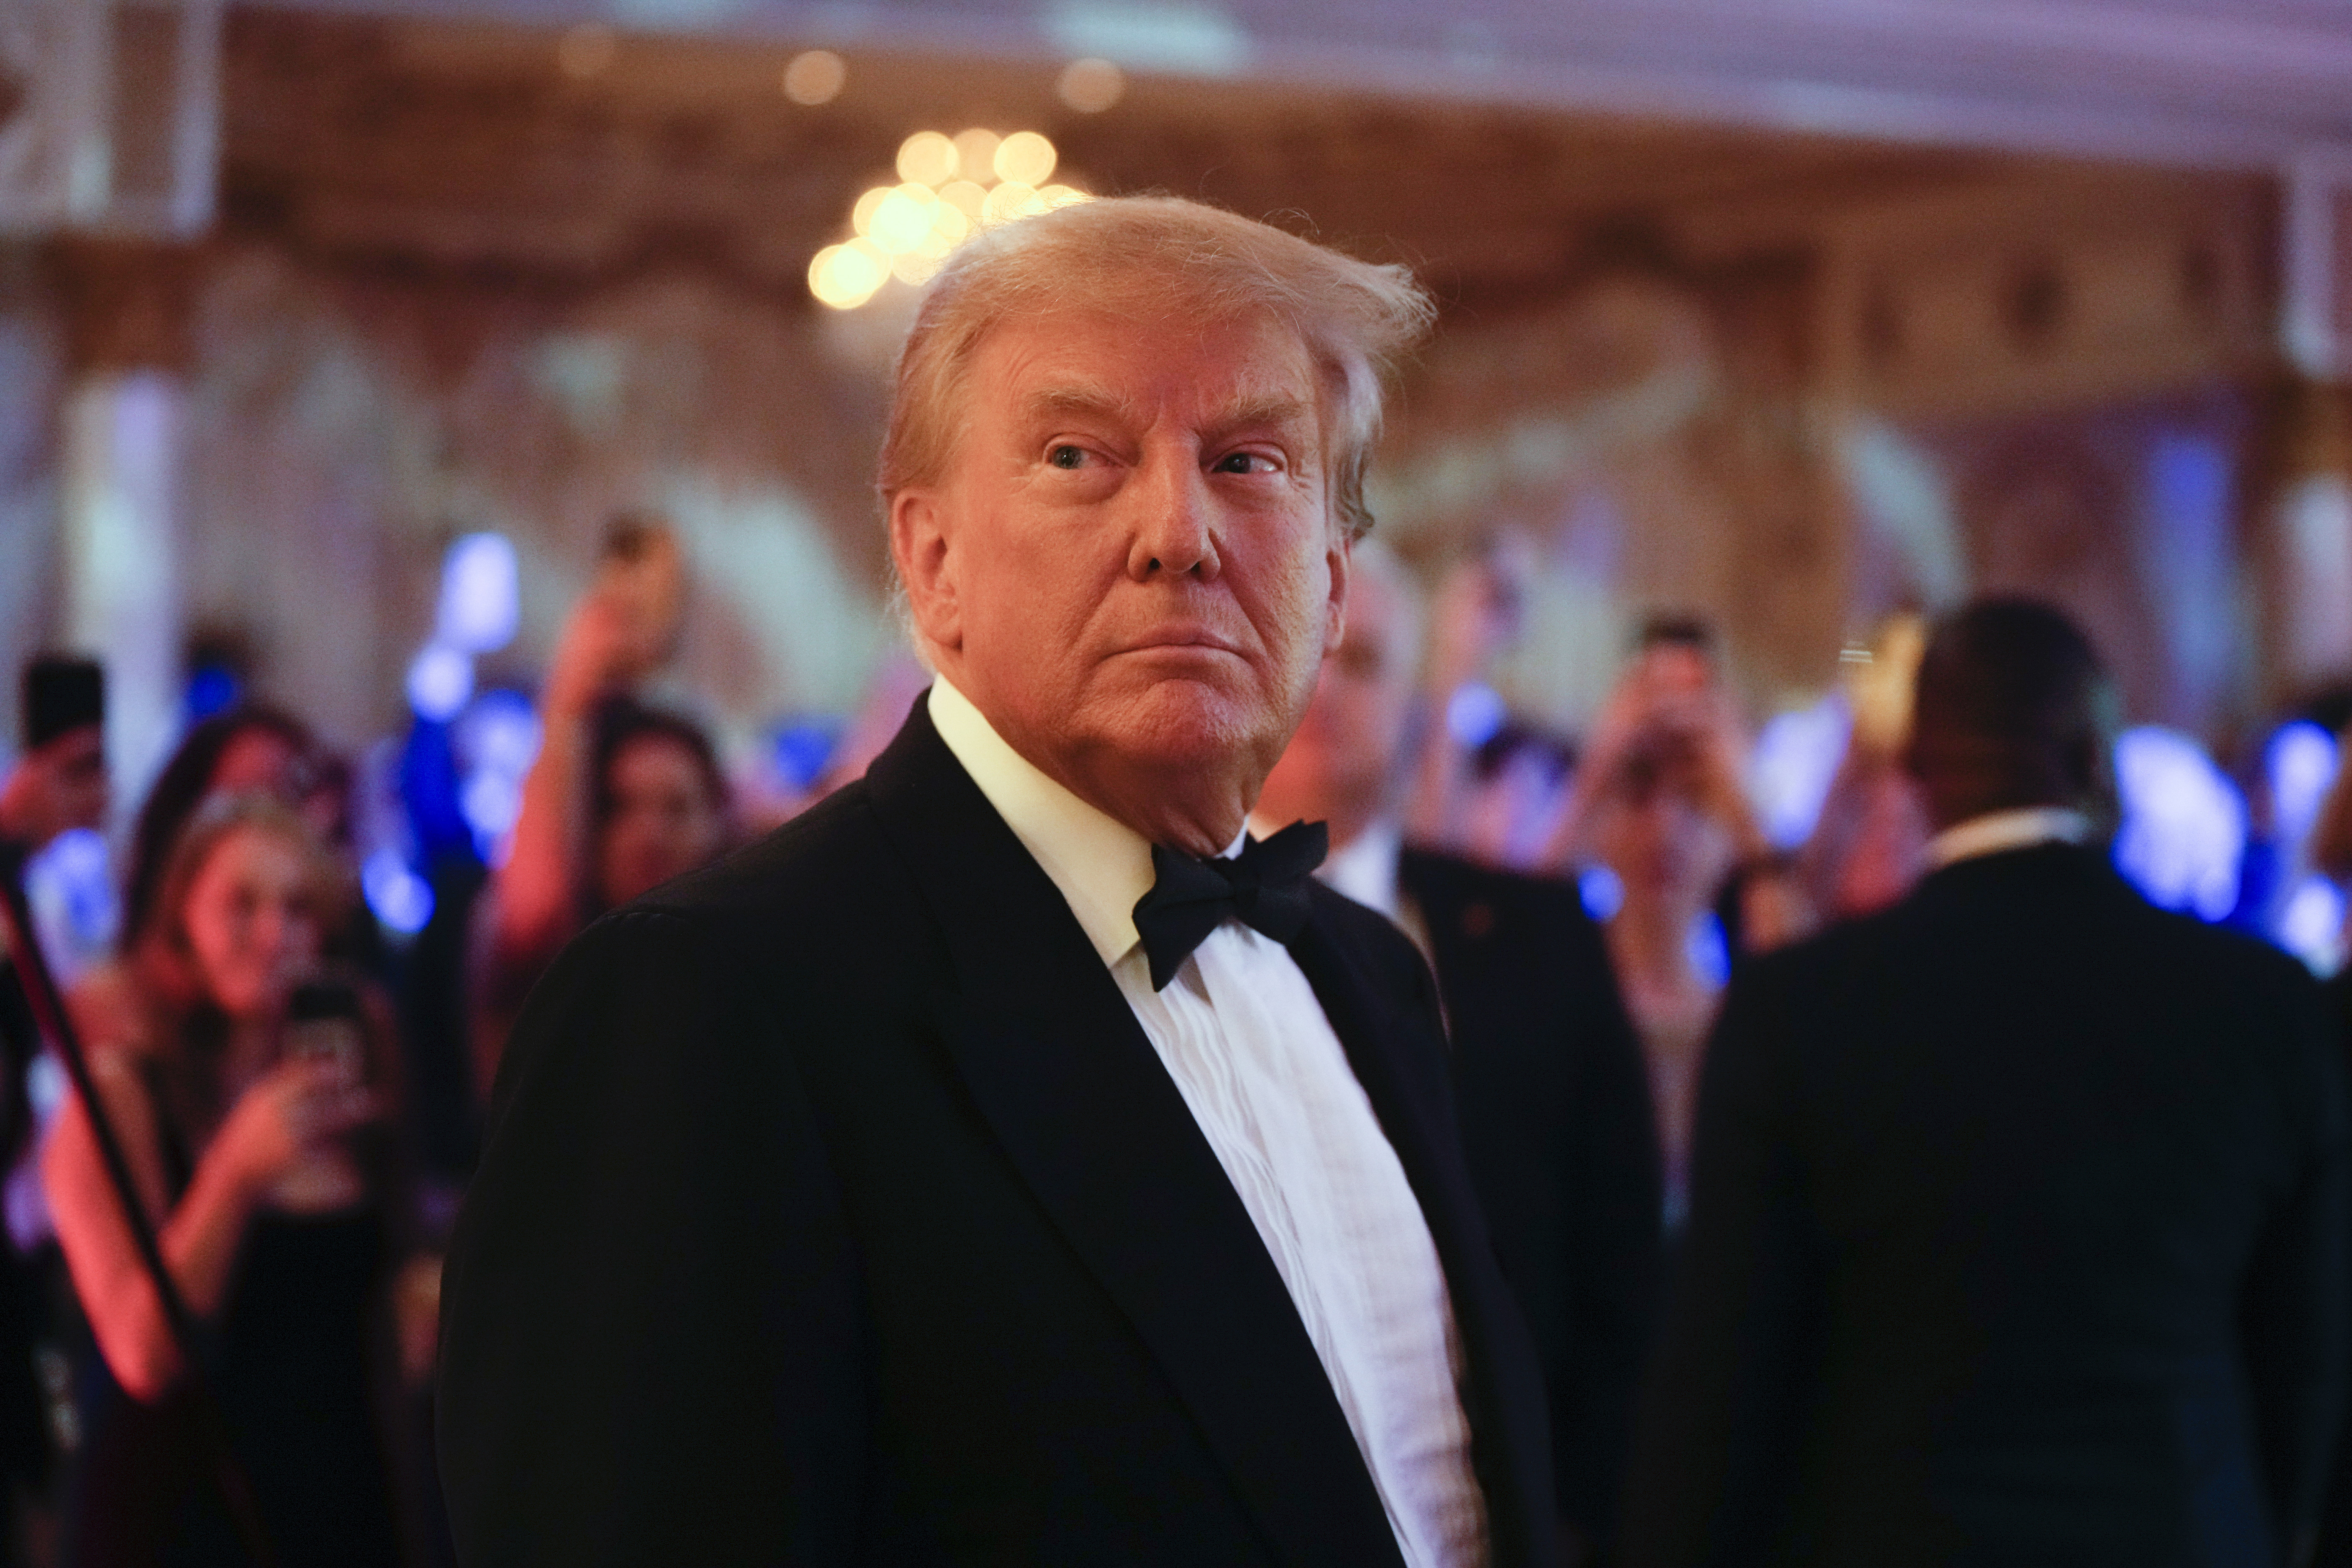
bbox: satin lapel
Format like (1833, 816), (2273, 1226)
(1285, 903), (1559, 1568)
(861, 702), (1405, 1568)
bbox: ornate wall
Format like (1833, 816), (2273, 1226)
(170, 244), (893, 749)
(0, 9), (2320, 767)
(0, 245), (63, 753)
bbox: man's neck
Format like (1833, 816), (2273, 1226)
(934, 663), (1264, 858)
(1026, 741), (1250, 858)
(1926, 803), (2093, 869)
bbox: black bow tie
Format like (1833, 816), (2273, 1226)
(1130, 820), (1329, 992)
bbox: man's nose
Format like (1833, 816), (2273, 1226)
(1124, 451), (1221, 583)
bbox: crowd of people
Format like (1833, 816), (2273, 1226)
(2, 521), (2349, 1566)
(2, 208), (2349, 1568)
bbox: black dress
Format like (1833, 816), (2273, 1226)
(64, 1068), (401, 1568)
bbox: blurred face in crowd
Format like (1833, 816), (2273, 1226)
(1640, 641), (1714, 701)
(1827, 767), (1931, 919)
(209, 722), (352, 854)
(180, 825), (322, 1022)
(211, 726), (301, 798)
(29, 725), (108, 837)
(1255, 560), (1415, 846)
(596, 733), (726, 909)
(892, 302), (1347, 855)
(1594, 746), (1736, 923)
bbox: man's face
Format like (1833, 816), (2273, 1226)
(1256, 566), (1414, 834)
(899, 304), (1346, 801)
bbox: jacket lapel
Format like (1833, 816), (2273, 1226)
(862, 701), (1406, 1568)
(1286, 901), (1559, 1568)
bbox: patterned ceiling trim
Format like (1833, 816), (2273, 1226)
(265, 0), (2352, 167)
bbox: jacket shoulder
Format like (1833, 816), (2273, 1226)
(1310, 879), (1428, 983)
(1307, 882), (1452, 1039)
(640, 781), (894, 920)
(591, 779), (940, 1008)
(1739, 853), (2336, 1079)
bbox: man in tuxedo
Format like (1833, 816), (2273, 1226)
(1255, 543), (1662, 1564)
(436, 197), (1556, 1566)
(1620, 598), (2349, 1568)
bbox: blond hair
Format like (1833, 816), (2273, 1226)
(134, 793), (343, 1008)
(878, 196), (1434, 540)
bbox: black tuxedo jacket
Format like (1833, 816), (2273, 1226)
(437, 702), (1558, 1566)
(2311, 967), (2352, 1568)
(1621, 843), (2349, 1568)
(1399, 848), (1663, 1558)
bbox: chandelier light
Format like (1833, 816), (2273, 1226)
(809, 128), (1093, 310)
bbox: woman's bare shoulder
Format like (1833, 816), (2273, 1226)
(66, 961), (165, 1063)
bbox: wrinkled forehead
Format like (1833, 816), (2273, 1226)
(963, 297), (1324, 431)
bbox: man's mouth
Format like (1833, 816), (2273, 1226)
(1123, 625), (1245, 658)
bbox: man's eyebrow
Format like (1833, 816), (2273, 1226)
(1025, 386), (1135, 422)
(1207, 394), (1314, 438)
(1021, 387), (1314, 435)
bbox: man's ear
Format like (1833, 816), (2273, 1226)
(890, 489), (961, 654)
(1323, 531), (1352, 658)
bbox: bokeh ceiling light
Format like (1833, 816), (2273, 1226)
(1057, 57), (1125, 113)
(783, 50), (846, 105)
(952, 129), (1001, 180)
(809, 240), (890, 309)
(810, 128), (1093, 311)
(896, 131), (957, 186)
(993, 131), (1057, 186)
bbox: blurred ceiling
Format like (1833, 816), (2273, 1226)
(227, 6), (2165, 306)
(268, 0), (2352, 168)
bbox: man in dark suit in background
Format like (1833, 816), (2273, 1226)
(1257, 543), (1663, 1564)
(1622, 596), (2348, 1568)
(437, 198), (1557, 1566)
(2313, 966), (2352, 1568)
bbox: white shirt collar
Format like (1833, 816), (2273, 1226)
(1315, 818), (1405, 921)
(927, 677), (1159, 969)
(1927, 805), (2093, 870)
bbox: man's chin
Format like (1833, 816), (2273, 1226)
(1091, 676), (1277, 767)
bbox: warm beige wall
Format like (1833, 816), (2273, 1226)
(1370, 260), (1852, 732)
(0, 248), (66, 762)
(168, 244), (898, 752)
(0, 161), (2296, 771)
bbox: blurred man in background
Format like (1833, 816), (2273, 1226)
(0, 658), (108, 856)
(1623, 597), (2349, 1568)
(1537, 622), (1808, 1237)
(1256, 543), (1662, 1565)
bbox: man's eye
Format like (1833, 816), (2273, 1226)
(1212, 451), (1277, 475)
(1047, 444), (1087, 469)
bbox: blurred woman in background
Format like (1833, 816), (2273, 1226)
(1801, 614), (1934, 925)
(1555, 622), (1808, 1233)
(46, 796), (406, 1568)
(471, 518), (731, 1095)
(1582, 725), (1741, 1235)
(119, 710), (322, 961)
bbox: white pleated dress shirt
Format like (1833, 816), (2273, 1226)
(929, 679), (1490, 1568)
